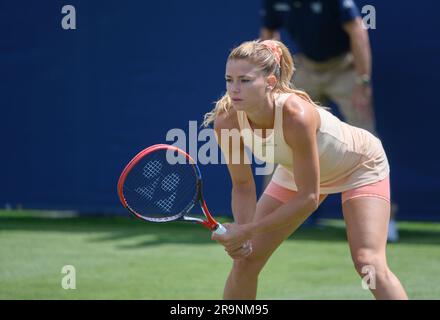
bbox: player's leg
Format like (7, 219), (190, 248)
(223, 182), (327, 299)
(341, 179), (408, 299)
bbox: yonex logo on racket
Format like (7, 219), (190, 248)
(135, 178), (159, 200)
(143, 160), (162, 178)
(135, 161), (180, 212)
(156, 192), (177, 212)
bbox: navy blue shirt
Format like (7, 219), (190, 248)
(261, 0), (361, 62)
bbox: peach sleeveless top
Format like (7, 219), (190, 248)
(236, 93), (389, 194)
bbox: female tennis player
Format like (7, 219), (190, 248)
(204, 39), (408, 300)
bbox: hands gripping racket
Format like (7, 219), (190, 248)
(117, 144), (227, 235)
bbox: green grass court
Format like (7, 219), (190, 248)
(1, 210), (439, 299)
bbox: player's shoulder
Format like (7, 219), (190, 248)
(213, 108), (239, 131)
(282, 93), (319, 134)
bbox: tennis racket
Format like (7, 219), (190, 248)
(117, 144), (227, 235)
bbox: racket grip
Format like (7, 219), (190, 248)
(214, 223), (227, 235)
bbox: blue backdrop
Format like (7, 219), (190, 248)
(1, 0), (439, 220)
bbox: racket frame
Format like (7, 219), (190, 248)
(117, 144), (221, 231)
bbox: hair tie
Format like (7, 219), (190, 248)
(261, 40), (282, 66)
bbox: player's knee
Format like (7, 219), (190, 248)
(231, 256), (266, 278)
(352, 249), (387, 276)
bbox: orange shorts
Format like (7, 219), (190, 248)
(264, 176), (390, 204)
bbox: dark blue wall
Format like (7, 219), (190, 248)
(1, 1), (439, 220)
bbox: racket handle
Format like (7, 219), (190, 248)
(214, 223), (227, 235)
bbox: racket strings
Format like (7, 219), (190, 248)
(123, 149), (198, 221)
(160, 173), (181, 192)
(134, 177), (160, 200)
(143, 160), (163, 179)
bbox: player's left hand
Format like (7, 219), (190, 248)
(211, 223), (253, 259)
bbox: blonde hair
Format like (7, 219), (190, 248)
(203, 39), (321, 127)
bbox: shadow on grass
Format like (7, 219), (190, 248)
(1, 212), (440, 248)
